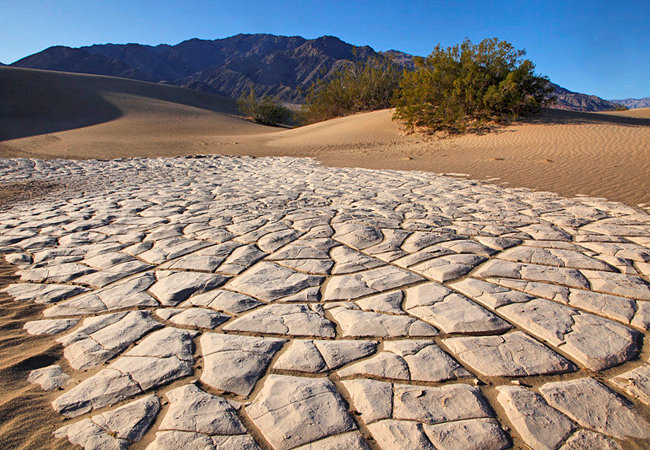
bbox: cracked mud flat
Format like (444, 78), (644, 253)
(1, 155), (650, 449)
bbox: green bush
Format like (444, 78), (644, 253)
(301, 55), (401, 124)
(237, 88), (293, 126)
(393, 38), (554, 133)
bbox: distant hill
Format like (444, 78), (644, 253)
(548, 83), (623, 112)
(610, 97), (650, 109)
(10, 33), (628, 111)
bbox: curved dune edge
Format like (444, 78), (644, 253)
(1, 67), (649, 207)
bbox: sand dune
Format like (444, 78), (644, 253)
(268, 108), (407, 148)
(0, 67), (275, 158)
(1, 67), (649, 206)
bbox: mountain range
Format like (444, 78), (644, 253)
(9, 33), (640, 111)
(610, 97), (650, 109)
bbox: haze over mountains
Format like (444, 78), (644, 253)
(549, 83), (627, 112)
(611, 97), (650, 109)
(9, 33), (645, 111)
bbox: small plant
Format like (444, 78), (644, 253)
(237, 88), (292, 126)
(393, 38), (554, 133)
(301, 55), (402, 124)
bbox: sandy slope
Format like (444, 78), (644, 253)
(1, 66), (649, 206)
(0, 67), (276, 159)
(263, 108), (650, 207)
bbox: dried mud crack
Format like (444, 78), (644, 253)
(1, 155), (650, 449)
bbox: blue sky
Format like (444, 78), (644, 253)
(1, 0), (648, 99)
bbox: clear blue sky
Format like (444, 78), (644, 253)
(1, 0), (648, 99)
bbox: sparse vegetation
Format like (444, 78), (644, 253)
(237, 88), (293, 126)
(298, 39), (554, 134)
(393, 38), (554, 133)
(300, 55), (402, 124)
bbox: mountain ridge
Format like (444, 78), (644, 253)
(11, 33), (626, 111)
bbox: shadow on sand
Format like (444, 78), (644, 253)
(468, 107), (650, 136)
(0, 67), (237, 142)
(522, 107), (650, 127)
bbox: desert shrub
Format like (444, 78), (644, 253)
(301, 55), (402, 124)
(237, 88), (293, 126)
(393, 38), (554, 133)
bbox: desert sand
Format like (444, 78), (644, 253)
(0, 260), (71, 449)
(1, 67), (650, 449)
(1, 66), (649, 207)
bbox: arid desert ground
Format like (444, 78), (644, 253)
(2, 67), (649, 207)
(1, 67), (650, 449)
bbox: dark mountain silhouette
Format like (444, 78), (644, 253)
(610, 97), (650, 109)
(10, 33), (627, 111)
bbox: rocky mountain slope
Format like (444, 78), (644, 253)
(10, 33), (627, 111)
(548, 83), (624, 111)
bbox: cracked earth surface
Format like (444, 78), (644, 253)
(2, 155), (650, 449)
